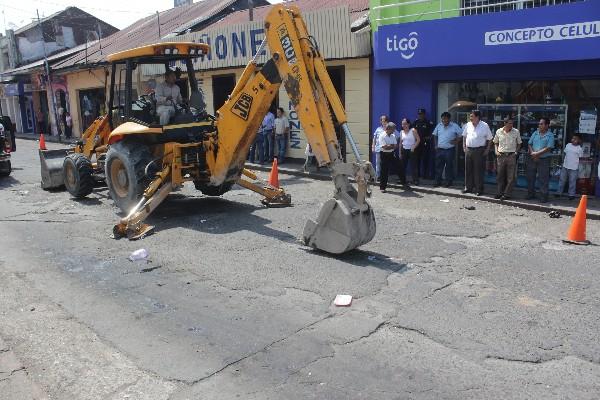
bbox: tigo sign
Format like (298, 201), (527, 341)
(374, 1), (600, 69)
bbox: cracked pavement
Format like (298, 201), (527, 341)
(0, 139), (599, 399)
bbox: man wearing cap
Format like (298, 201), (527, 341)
(413, 108), (435, 181)
(432, 112), (461, 187)
(462, 110), (493, 196)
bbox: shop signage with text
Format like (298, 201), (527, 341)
(374, 1), (600, 69)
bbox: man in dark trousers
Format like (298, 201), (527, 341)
(379, 122), (399, 193)
(413, 108), (435, 181)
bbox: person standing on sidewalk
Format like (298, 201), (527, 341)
(399, 118), (421, 186)
(413, 109), (435, 180)
(379, 122), (399, 192)
(274, 107), (289, 164)
(372, 115), (389, 181)
(527, 117), (555, 203)
(65, 112), (73, 139)
(462, 110), (492, 196)
(262, 110), (276, 163)
(493, 117), (522, 200)
(432, 112), (461, 187)
(555, 134), (583, 200)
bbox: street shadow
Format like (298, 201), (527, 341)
(147, 196), (297, 243)
(383, 187), (423, 198)
(300, 247), (407, 273)
(73, 196), (103, 206)
(0, 176), (21, 188)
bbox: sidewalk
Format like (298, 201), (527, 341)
(247, 158), (600, 220)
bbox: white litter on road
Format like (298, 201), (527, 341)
(129, 248), (149, 261)
(334, 294), (353, 307)
(440, 199), (450, 203)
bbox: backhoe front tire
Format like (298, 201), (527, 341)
(105, 140), (152, 213)
(63, 153), (94, 198)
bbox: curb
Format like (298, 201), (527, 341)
(14, 134), (64, 144)
(248, 163), (600, 221)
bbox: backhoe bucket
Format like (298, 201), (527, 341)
(303, 198), (376, 254)
(39, 149), (68, 189)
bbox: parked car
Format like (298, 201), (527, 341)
(0, 116), (14, 176)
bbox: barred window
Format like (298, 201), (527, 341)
(461, 0), (583, 16)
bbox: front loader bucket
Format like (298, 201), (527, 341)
(39, 149), (68, 190)
(303, 198), (376, 254)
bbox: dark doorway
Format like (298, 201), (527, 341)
(79, 88), (106, 133)
(327, 66), (346, 160)
(212, 74), (236, 114)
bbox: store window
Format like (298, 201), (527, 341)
(438, 79), (600, 193)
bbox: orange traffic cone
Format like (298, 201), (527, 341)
(39, 133), (47, 150)
(268, 158), (280, 188)
(563, 195), (590, 245)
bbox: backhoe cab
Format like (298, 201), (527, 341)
(39, 5), (376, 254)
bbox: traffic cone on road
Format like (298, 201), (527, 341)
(39, 133), (47, 150)
(268, 158), (280, 188)
(563, 195), (590, 245)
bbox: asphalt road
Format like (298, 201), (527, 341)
(1, 139), (599, 400)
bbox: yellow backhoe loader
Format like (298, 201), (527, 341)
(39, 4), (376, 254)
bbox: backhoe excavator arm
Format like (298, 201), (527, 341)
(210, 4), (376, 253)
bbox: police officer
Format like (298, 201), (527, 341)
(413, 108), (435, 181)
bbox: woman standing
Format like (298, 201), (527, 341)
(399, 118), (421, 186)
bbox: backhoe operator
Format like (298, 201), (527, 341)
(155, 70), (183, 125)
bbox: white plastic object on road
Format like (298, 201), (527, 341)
(129, 248), (149, 261)
(334, 294), (353, 307)
(440, 199), (450, 203)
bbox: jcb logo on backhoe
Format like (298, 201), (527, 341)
(231, 93), (253, 120)
(277, 24), (297, 65)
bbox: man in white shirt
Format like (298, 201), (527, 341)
(462, 110), (492, 196)
(155, 71), (182, 125)
(556, 134), (583, 200)
(371, 115), (388, 181)
(274, 107), (289, 163)
(378, 122), (399, 192)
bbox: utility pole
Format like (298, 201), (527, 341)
(156, 11), (161, 39)
(249, 0), (254, 21)
(37, 9), (61, 142)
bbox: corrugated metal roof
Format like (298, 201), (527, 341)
(50, 0), (239, 70)
(207, 0), (369, 27)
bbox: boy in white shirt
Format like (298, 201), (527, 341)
(555, 134), (583, 200)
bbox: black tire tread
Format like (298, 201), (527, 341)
(0, 160), (11, 177)
(105, 140), (152, 212)
(63, 153), (94, 198)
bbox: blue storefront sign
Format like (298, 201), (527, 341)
(374, 1), (600, 70)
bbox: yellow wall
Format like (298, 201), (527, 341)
(64, 68), (107, 137)
(195, 58), (371, 160)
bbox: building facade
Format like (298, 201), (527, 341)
(0, 7), (118, 136)
(371, 0), (600, 194)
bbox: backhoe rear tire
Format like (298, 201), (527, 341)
(105, 140), (152, 213)
(63, 153), (94, 198)
(0, 160), (10, 177)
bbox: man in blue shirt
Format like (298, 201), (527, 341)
(432, 111), (462, 187)
(527, 117), (555, 203)
(261, 110), (276, 162)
